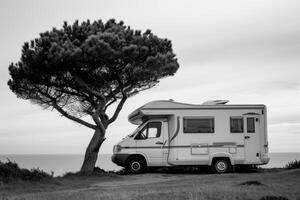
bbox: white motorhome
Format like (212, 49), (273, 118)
(112, 100), (270, 173)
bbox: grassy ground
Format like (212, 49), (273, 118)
(1, 168), (300, 200)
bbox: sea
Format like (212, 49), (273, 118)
(0, 153), (299, 177)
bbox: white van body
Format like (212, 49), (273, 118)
(112, 100), (270, 173)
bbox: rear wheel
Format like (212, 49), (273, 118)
(211, 159), (231, 173)
(126, 158), (146, 174)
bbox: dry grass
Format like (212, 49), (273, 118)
(1, 168), (299, 200)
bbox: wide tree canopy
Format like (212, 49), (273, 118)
(8, 19), (179, 171)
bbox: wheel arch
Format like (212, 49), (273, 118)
(209, 153), (234, 166)
(126, 153), (148, 167)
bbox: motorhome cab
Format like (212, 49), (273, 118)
(112, 100), (270, 174)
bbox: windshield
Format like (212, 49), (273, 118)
(128, 123), (145, 137)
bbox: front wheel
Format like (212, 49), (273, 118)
(211, 159), (231, 173)
(126, 158), (145, 174)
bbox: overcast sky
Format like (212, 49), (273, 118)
(0, 0), (300, 154)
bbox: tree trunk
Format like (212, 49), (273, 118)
(80, 128), (106, 172)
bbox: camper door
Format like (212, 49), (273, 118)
(134, 120), (165, 166)
(244, 114), (261, 163)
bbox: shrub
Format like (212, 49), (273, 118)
(0, 159), (52, 183)
(285, 159), (300, 169)
(63, 166), (118, 178)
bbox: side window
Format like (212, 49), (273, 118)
(135, 122), (161, 139)
(183, 118), (214, 133)
(230, 117), (243, 133)
(247, 117), (255, 133)
(138, 126), (148, 139)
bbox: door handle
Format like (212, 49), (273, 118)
(245, 136), (250, 139)
(155, 141), (164, 145)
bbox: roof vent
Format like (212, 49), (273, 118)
(202, 100), (229, 105)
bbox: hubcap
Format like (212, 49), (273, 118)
(131, 161), (141, 172)
(216, 161), (227, 172)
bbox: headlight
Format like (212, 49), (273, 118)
(113, 145), (122, 153)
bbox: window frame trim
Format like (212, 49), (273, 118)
(247, 117), (255, 133)
(230, 116), (244, 133)
(134, 121), (162, 140)
(183, 116), (215, 134)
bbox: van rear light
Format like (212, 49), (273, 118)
(264, 145), (268, 153)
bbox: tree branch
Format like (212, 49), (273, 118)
(91, 113), (106, 133)
(52, 101), (97, 130)
(107, 95), (127, 125)
(43, 80), (88, 100)
(105, 71), (129, 125)
(71, 75), (111, 129)
(90, 98), (107, 132)
(104, 98), (117, 112)
(72, 75), (106, 104)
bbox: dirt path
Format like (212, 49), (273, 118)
(92, 174), (191, 187)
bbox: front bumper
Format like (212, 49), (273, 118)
(111, 154), (130, 167)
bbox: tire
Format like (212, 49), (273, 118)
(211, 159), (231, 173)
(126, 157), (145, 174)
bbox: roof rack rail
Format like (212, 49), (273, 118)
(202, 100), (229, 105)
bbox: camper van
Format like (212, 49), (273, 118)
(112, 100), (270, 174)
